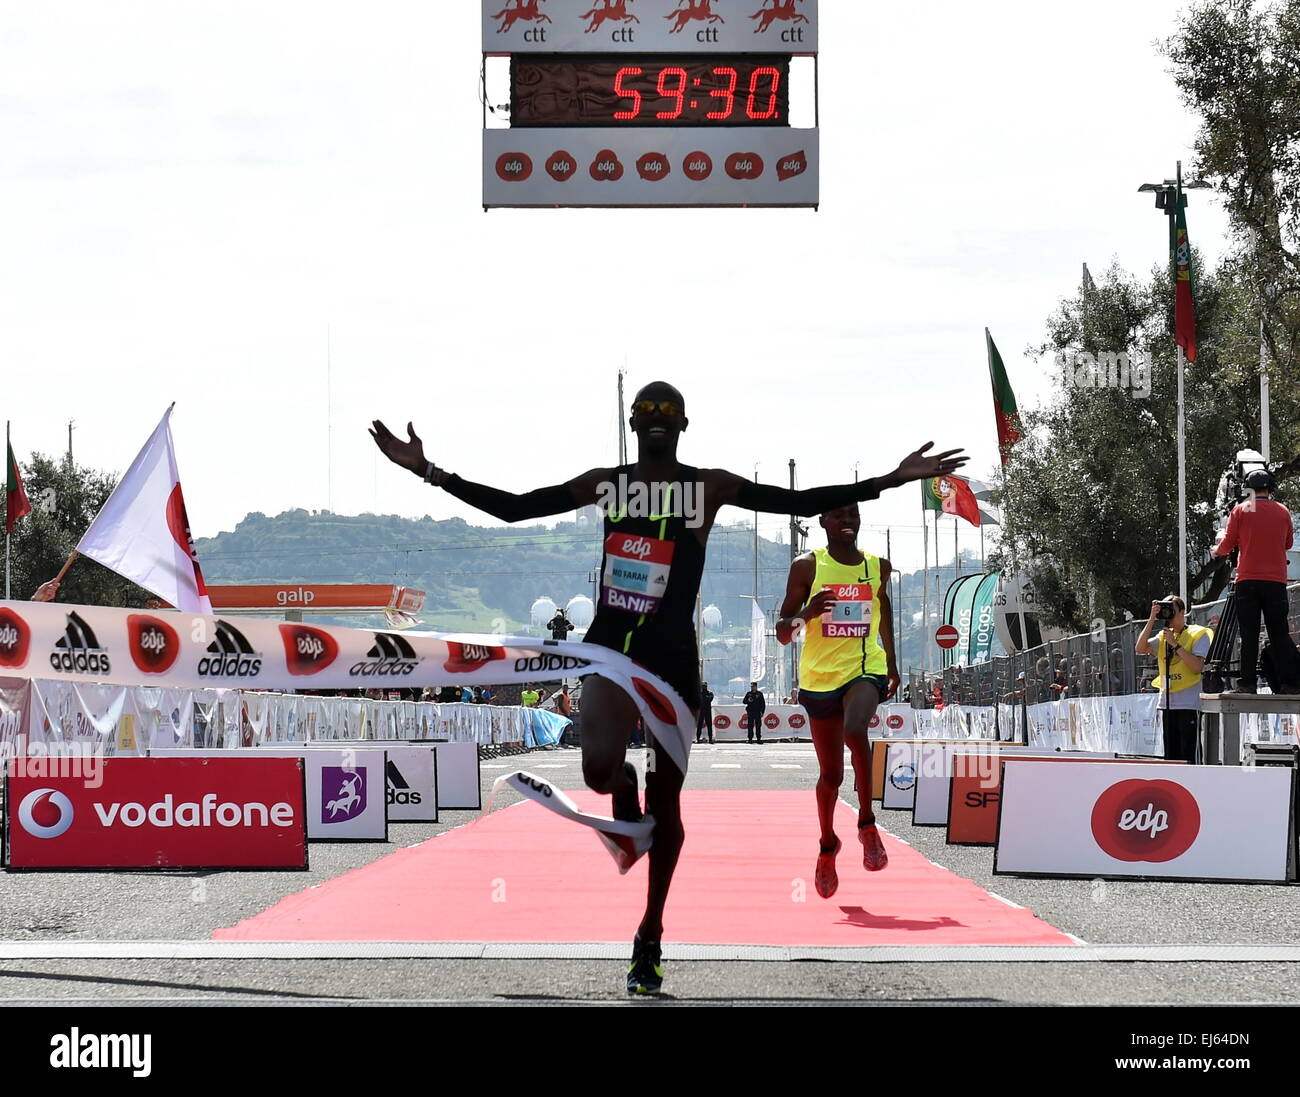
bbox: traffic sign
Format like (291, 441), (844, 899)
(936, 624), (960, 649)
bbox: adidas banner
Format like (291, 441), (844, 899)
(0, 601), (695, 772)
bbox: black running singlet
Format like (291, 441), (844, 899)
(583, 464), (706, 703)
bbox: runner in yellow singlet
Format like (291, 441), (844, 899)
(776, 503), (899, 898)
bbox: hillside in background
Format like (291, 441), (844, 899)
(196, 509), (985, 694)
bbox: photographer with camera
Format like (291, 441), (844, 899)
(1135, 595), (1213, 764)
(1212, 470), (1300, 694)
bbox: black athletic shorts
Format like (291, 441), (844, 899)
(799, 675), (889, 721)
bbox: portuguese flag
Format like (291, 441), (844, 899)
(986, 329), (1021, 464)
(6, 437), (31, 534)
(923, 475), (981, 527)
(1173, 197), (1197, 363)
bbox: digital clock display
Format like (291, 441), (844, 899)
(510, 56), (790, 127)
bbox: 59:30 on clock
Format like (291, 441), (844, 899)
(510, 56), (791, 127)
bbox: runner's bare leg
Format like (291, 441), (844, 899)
(842, 680), (883, 827)
(579, 676), (637, 804)
(640, 728), (688, 942)
(808, 716), (846, 849)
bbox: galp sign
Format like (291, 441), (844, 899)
(1089, 779), (1201, 863)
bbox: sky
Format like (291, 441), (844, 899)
(0, 0), (1238, 579)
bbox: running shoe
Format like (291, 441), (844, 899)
(814, 837), (841, 899)
(612, 761), (642, 823)
(626, 936), (664, 995)
(859, 822), (888, 871)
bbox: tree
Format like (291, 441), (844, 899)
(1166, 0), (1300, 478)
(999, 260), (1259, 631)
(6, 453), (151, 607)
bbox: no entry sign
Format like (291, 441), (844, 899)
(935, 625), (959, 649)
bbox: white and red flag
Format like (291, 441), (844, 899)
(76, 406), (212, 613)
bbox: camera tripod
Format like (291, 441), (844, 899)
(1201, 580), (1241, 693)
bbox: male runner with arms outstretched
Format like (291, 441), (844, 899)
(371, 382), (964, 994)
(776, 504), (899, 898)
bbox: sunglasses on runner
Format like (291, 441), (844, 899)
(632, 400), (682, 417)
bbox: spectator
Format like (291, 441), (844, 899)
(696, 682), (714, 744)
(742, 681), (766, 744)
(521, 685), (539, 708)
(1136, 594), (1214, 764)
(546, 608), (575, 642)
(1213, 469), (1300, 693)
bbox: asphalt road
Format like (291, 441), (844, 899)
(1, 741), (1298, 1006)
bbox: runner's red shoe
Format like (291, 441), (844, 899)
(859, 823), (888, 871)
(814, 837), (841, 899)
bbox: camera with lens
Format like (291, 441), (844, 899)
(1155, 598), (1178, 622)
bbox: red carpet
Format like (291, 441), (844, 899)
(214, 791), (1072, 946)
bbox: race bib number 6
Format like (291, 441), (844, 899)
(823, 583), (872, 638)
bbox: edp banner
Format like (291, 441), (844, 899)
(994, 760), (1295, 882)
(4, 756), (308, 870)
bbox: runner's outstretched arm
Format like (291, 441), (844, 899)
(369, 419), (608, 521)
(709, 443), (968, 517)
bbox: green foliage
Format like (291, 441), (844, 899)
(6, 453), (151, 606)
(1001, 261), (1259, 630)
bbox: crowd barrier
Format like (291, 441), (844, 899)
(0, 679), (570, 756)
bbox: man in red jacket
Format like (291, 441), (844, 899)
(1213, 470), (1300, 693)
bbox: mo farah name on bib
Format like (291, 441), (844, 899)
(822, 584), (872, 638)
(602, 532), (675, 616)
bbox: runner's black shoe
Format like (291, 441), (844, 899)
(626, 936), (664, 995)
(612, 761), (642, 823)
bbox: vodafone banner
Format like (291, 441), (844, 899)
(0, 600), (692, 772)
(994, 761), (1295, 882)
(3, 756), (308, 870)
(151, 748), (387, 841)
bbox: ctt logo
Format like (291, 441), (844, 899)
(17, 788), (76, 839)
(886, 714), (905, 731)
(321, 768), (367, 822)
(352, 632), (421, 677)
(127, 614), (180, 675)
(386, 760), (421, 806)
(1090, 779), (1201, 863)
(764, 713), (779, 730)
(279, 624), (339, 676)
(788, 712), (805, 729)
(491, 0), (551, 36)
(198, 621), (263, 679)
(49, 612), (111, 675)
(713, 714), (731, 730)
(0, 607), (31, 668)
(869, 713), (881, 728)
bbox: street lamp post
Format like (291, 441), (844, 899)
(1137, 163), (1211, 605)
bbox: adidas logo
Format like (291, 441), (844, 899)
(48, 611), (112, 675)
(385, 758), (421, 806)
(350, 632), (420, 677)
(197, 620), (263, 678)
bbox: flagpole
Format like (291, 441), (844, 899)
(922, 502), (929, 672)
(4, 420), (9, 600)
(1175, 161), (1188, 605)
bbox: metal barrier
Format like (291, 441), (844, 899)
(907, 584), (1300, 708)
